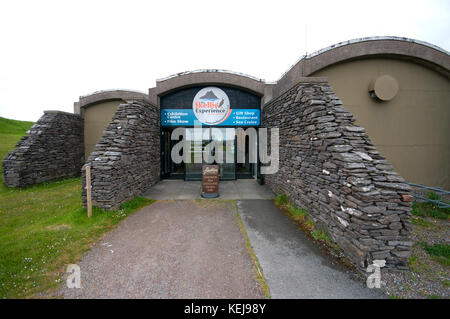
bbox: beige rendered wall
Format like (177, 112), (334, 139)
(312, 58), (450, 190)
(83, 100), (122, 160)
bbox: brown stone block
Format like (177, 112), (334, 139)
(401, 194), (414, 202)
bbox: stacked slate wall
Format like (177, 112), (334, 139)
(2, 111), (84, 187)
(82, 101), (160, 210)
(262, 79), (413, 271)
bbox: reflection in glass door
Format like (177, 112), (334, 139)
(184, 128), (236, 181)
(162, 127), (259, 181)
(211, 128), (235, 180)
(161, 129), (184, 179)
(185, 128), (208, 180)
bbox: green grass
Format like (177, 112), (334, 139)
(0, 117), (156, 298)
(288, 205), (308, 220)
(1, 119), (34, 195)
(427, 192), (440, 201)
(0, 117), (34, 185)
(412, 201), (449, 220)
(311, 229), (331, 243)
(0, 176), (154, 298)
(420, 242), (450, 267)
(274, 195), (335, 245)
(305, 220), (315, 229)
(0, 133), (26, 173)
(0, 116), (34, 135)
(0, 116), (35, 187)
(410, 216), (434, 227)
(408, 255), (429, 273)
(275, 194), (289, 206)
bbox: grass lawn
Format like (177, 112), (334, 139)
(0, 119), (155, 298)
(0, 116), (34, 135)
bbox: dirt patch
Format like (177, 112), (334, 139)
(381, 216), (449, 299)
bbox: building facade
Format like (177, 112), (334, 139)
(2, 36), (449, 271)
(72, 36), (450, 190)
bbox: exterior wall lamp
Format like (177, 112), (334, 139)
(369, 75), (399, 101)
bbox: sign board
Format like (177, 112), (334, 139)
(161, 109), (260, 127)
(161, 86), (260, 127)
(201, 165), (219, 198)
(193, 87), (231, 125)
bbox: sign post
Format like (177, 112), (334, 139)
(201, 165), (219, 198)
(85, 165), (92, 218)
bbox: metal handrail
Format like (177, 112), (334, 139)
(407, 183), (450, 209)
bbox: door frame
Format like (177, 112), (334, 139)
(160, 126), (259, 181)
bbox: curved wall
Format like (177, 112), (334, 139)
(83, 100), (122, 160)
(274, 37), (449, 99)
(82, 101), (160, 210)
(311, 58), (450, 189)
(150, 70), (266, 106)
(76, 90), (151, 160)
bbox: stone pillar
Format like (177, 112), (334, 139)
(2, 111), (84, 187)
(262, 79), (413, 271)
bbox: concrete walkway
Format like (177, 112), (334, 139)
(236, 200), (386, 298)
(144, 179), (275, 200)
(57, 193), (386, 298)
(58, 200), (263, 299)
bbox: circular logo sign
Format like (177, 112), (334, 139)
(192, 87), (231, 125)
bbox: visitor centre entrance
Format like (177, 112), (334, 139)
(159, 85), (262, 181)
(161, 127), (258, 181)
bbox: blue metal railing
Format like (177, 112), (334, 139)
(407, 182), (450, 209)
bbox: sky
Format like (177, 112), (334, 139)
(0, 0), (449, 122)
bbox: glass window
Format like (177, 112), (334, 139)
(211, 128), (235, 180)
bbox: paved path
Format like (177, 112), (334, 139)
(236, 200), (386, 298)
(58, 197), (386, 299)
(144, 180), (275, 200)
(58, 200), (263, 298)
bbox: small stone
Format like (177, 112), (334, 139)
(353, 151), (373, 161)
(327, 145), (352, 152)
(392, 250), (411, 258)
(401, 194), (414, 202)
(389, 222), (403, 230)
(345, 126), (365, 132)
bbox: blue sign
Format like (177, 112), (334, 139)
(161, 109), (260, 127)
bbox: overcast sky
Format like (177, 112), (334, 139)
(0, 0), (449, 121)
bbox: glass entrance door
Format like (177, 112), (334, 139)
(185, 128), (208, 180)
(184, 128), (236, 180)
(161, 129), (184, 179)
(163, 127), (257, 181)
(211, 128), (235, 180)
(236, 128), (256, 179)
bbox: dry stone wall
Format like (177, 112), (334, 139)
(82, 101), (160, 210)
(2, 111), (84, 187)
(262, 79), (414, 271)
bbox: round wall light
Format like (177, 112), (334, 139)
(368, 75), (399, 101)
